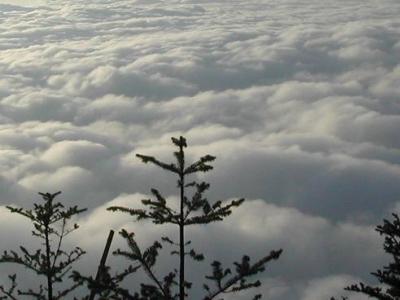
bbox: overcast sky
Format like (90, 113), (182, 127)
(0, 0), (399, 299)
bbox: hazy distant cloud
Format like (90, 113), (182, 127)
(299, 275), (365, 300)
(0, 0), (399, 298)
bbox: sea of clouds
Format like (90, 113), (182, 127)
(0, 0), (400, 298)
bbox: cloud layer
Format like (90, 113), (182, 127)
(0, 0), (399, 298)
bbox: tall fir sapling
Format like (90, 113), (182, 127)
(78, 136), (282, 299)
(0, 191), (87, 300)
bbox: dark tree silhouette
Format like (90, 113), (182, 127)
(0, 191), (87, 300)
(332, 213), (400, 300)
(75, 136), (282, 299)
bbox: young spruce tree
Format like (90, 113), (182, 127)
(0, 191), (87, 300)
(76, 136), (282, 299)
(332, 213), (400, 300)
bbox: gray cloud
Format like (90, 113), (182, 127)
(0, 0), (399, 298)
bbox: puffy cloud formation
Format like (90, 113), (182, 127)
(0, 0), (399, 298)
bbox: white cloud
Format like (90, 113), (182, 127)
(41, 140), (112, 167)
(0, 0), (399, 298)
(69, 196), (384, 299)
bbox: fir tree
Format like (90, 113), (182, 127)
(0, 191), (87, 300)
(332, 213), (400, 300)
(75, 136), (282, 299)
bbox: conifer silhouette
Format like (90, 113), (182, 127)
(0, 191), (87, 300)
(332, 213), (400, 300)
(75, 136), (282, 299)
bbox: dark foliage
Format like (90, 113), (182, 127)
(75, 136), (282, 299)
(0, 192), (87, 300)
(332, 213), (400, 300)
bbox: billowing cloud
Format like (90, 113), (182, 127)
(0, 0), (399, 298)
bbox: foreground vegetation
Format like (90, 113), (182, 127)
(0, 137), (282, 300)
(0, 136), (399, 299)
(332, 213), (400, 300)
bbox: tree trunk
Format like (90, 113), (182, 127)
(179, 172), (185, 300)
(45, 224), (53, 300)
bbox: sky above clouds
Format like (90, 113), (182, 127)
(0, 0), (400, 298)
